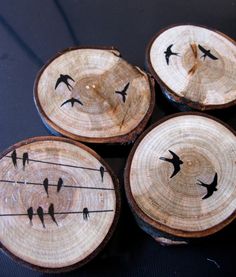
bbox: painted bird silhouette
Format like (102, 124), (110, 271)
(198, 45), (218, 61)
(61, 97), (83, 107)
(83, 207), (89, 220)
(22, 152), (29, 170)
(57, 178), (63, 193)
(43, 178), (49, 197)
(100, 166), (105, 182)
(11, 150), (17, 168)
(159, 150), (183, 178)
(55, 74), (75, 91)
(27, 207), (33, 226)
(115, 82), (130, 103)
(164, 44), (179, 65)
(48, 203), (58, 226)
(197, 173), (218, 200)
(37, 206), (45, 228)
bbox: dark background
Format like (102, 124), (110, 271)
(0, 0), (235, 276)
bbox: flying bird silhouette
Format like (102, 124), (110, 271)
(83, 207), (89, 221)
(197, 172), (218, 200)
(22, 152), (29, 170)
(61, 97), (83, 107)
(57, 178), (63, 193)
(115, 82), (130, 103)
(48, 203), (58, 226)
(55, 74), (75, 91)
(27, 207), (33, 226)
(43, 178), (49, 197)
(198, 45), (218, 60)
(100, 166), (105, 182)
(37, 206), (45, 228)
(159, 150), (183, 178)
(11, 150), (17, 168)
(164, 44), (179, 65)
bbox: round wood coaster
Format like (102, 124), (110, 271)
(34, 47), (155, 143)
(146, 24), (236, 111)
(0, 137), (120, 272)
(125, 113), (236, 245)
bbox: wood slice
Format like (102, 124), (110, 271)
(34, 47), (155, 143)
(146, 24), (236, 111)
(0, 136), (120, 272)
(125, 113), (236, 245)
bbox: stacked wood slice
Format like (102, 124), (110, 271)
(125, 113), (236, 245)
(146, 24), (236, 111)
(34, 47), (155, 143)
(0, 137), (120, 272)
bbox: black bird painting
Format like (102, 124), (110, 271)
(197, 172), (218, 200)
(37, 206), (45, 228)
(61, 97), (83, 107)
(83, 207), (89, 221)
(22, 152), (29, 170)
(11, 150), (17, 168)
(27, 207), (33, 226)
(43, 178), (49, 197)
(164, 44), (179, 65)
(55, 74), (75, 91)
(115, 82), (130, 103)
(57, 177), (63, 193)
(100, 166), (105, 182)
(48, 203), (58, 226)
(159, 150), (183, 178)
(198, 45), (218, 61)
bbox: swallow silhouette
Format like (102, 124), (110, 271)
(27, 207), (33, 225)
(57, 178), (63, 193)
(115, 82), (130, 103)
(164, 44), (179, 65)
(11, 150), (17, 168)
(198, 45), (218, 61)
(43, 178), (49, 197)
(100, 166), (105, 182)
(22, 152), (29, 170)
(48, 203), (58, 226)
(159, 150), (183, 178)
(37, 206), (45, 228)
(83, 207), (89, 220)
(55, 74), (75, 91)
(197, 173), (218, 200)
(61, 97), (83, 107)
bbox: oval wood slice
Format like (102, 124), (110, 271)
(125, 113), (236, 245)
(34, 47), (155, 143)
(146, 24), (236, 110)
(0, 137), (120, 272)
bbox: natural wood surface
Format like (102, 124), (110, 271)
(125, 113), (236, 245)
(146, 25), (236, 110)
(0, 137), (120, 272)
(34, 47), (155, 143)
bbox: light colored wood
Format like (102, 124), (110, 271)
(147, 25), (236, 110)
(0, 137), (119, 272)
(34, 47), (155, 143)
(125, 113), (236, 244)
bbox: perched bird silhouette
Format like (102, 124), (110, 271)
(83, 207), (89, 221)
(11, 150), (17, 168)
(43, 178), (49, 197)
(22, 152), (29, 170)
(48, 203), (58, 226)
(100, 166), (105, 182)
(61, 97), (83, 107)
(27, 207), (33, 226)
(159, 150), (183, 178)
(164, 44), (179, 65)
(37, 206), (45, 228)
(115, 82), (130, 103)
(57, 178), (63, 193)
(197, 173), (218, 200)
(55, 74), (75, 91)
(198, 45), (218, 60)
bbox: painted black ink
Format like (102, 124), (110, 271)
(43, 178), (49, 197)
(11, 150), (17, 168)
(198, 45), (218, 61)
(83, 207), (89, 220)
(159, 150), (183, 178)
(197, 172), (218, 199)
(37, 206), (45, 228)
(55, 74), (75, 91)
(164, 44), (179, 65)
(22, 152), (29, 170)
(57, 177), (63, 193)
(48, 203), (58, 226)
(100, 166), (105, 182)
(61, 97), (83, 107)
(27, 207), (33, 226)
(115, 82), (130, 103)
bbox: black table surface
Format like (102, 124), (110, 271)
(0, 1), (235, 276)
